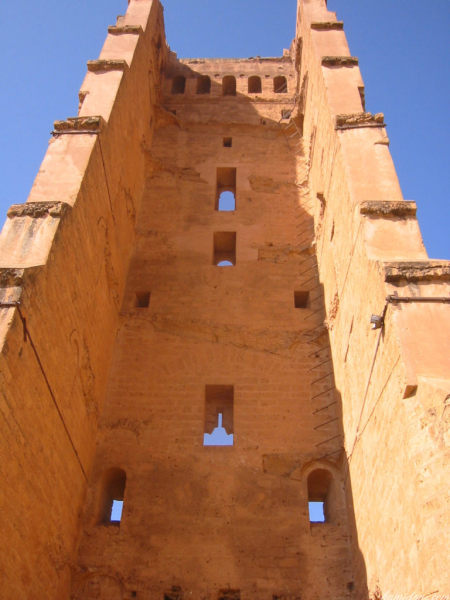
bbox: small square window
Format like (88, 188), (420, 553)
(223, 137), (232, 147)
(294, 290), (309, 308)
(135, 292), (150, 308)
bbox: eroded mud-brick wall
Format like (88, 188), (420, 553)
(0, 1), (166, 597)
(0, 0), (448, 599)
(294, 0), (450, 597)
(72, 48), (356, 599)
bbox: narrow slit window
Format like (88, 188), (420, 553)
(135, 292), (151, 308)
(99, 468), (126, 526)
(294, 290), (309, 308)
(204, 385), (234, 446)
(110, 500), (123, 522)
(307, 468), (332, 523)
(171, 75), (185, 94)
(223, 137), (232, 148)
(248, 76), (262, 93)
(274, 75), (288, 93)
(213, 232), (236, 266)
(196, 75), (211, 94)
(216, 167), (236, 210)
(222, 75), (236, 96)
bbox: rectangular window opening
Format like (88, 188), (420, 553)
(308, 501), (325, 523)
(223, 137), (232, 147)
(294, 290), (309, 308)
(135, 291), (151, 308)
(216, 167), (236, 210)
(204, 385), (234, 446)
(213, 232), (236, 266)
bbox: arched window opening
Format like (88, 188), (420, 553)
(171, 75), (185, 94)
(218, 191), (235, 211)
(99, 468), (126, 525)
(248, 76), (262, 94)
(307, 468), (332, 523)
(196, 75), (211, 94)
(222, 75), (236, 96)
(213, 232), (236, 266)
(274, 76), (288, 93)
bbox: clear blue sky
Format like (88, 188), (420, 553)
(0, 1), (448, 259)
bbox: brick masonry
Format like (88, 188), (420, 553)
(0, 1), (448, 599)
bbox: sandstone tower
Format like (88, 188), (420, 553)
(0, 1), (449, 599)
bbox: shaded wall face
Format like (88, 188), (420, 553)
(296, 1), (450, 597)
(72, 58), (355, 599)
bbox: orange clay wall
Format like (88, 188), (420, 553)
(71, 50), (357, 599)
(0, 0), (448, 599)
(295, 0), (450, 597)
(0, 1), (165, 597)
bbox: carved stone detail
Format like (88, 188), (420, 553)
(0, 268), (25, 288)
(87, 59), (128, 73)
(384, 261), (450, 283)
(53, 116), (104, 133)
(321, 56), (358, 67)
(107, 25), (143, 35)
(7, 202), (71, 219)
(360, 201), (417, 218)
(336, 112), (385, 130)
(311, 21), (344, 31)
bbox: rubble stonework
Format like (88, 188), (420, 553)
(0, 0), (448, 598)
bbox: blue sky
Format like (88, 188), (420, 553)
(0, 0), (448, 258)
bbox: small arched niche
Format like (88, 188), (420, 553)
(222, 75), (236, 96)
(274, 75), (288, 93)
(248, 75), (262, 94)
(171, 75), (186, 94)
(98, 467), (126, 525)
(196, 75), (211, 94)
(307, 468), (332, 523)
